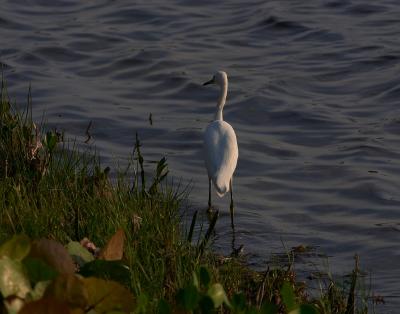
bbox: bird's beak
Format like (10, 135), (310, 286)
(203, 77), (215, 86)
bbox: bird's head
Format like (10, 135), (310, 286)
(203, 71), (228, 87)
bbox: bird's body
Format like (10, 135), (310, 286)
(202, 71), (238, 224)
(204, 120), (238, 196)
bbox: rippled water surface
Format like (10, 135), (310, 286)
(2, 0), (400, 310)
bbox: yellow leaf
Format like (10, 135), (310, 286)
(44, 274), (88, 310)
(0, 256), (31, 298)
(83, 277), (135, 313)
(19, 297), (71, 314)
(0, 234), (31, 261)
(99, 229), (125, 261)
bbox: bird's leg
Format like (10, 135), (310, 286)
(229, 179), (234, 228)
(207, 178), (212, 212)
(231, 218), (236, 253)
(229, 178), (237, 255)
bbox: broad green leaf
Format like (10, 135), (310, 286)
(176, 285), (200, 310)
(192, 271), (199, 289)
(27, 280), (52, 301)
(44, 274), (88, 309)
(79, 260), (130, 287)
(0, 234), (30, 261)
(99, 229), (125, 261)
(0, 256), (31, 298)
(199, 266), (211, 288)
(29, 238), (75, 274)
(260, 302), (279, 314)
(157, 298), (171, 314)
(136, 292), (149, 313)
(82, 277), (135, 313)
(281, 281), (297, 312)
(299, 304), (318, 314)
(199, 295), (214, 313)
(19, 297), (71, 314)
(23, 257), (58, 285)
(45, 131), (58, 152)
(66, 241), (94, 267)
(231, 293), (246, 311)
(207, 283), (230, 308)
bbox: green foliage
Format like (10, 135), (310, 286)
(199, 266), (211, 288)
(0, 80), (373, 313)
(0, 234), (135, 313)
(0, 234), (30, 261)
(0, 256), (31, 299)
(157, 298), (172, 314)
(260, 302), (278, 314)
(280, 281), (318, 314)
(281, 281), (297, 312)
(174, 267), (320, 314)
(22, 257), (58, 284)
(0, 224), (315, 313)
(0, 81), (61, 182)
(44, 131), (58, 154)
(148, 157), (169, 195)
(67, 241), (95, 267)
(79, 260), (131, 287)
(176, 284), (201, 311)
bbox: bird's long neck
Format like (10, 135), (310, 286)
(214, 80), (228, 121)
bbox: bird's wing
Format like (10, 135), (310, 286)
(203, 121), (238, 196)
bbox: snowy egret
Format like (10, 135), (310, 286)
(203, 71), (238, 226)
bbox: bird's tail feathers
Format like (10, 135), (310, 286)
(213, 177), (230, 197)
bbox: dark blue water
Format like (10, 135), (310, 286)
(2, 0), (400, 311)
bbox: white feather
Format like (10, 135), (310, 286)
(203, 71), (238, 198)
(204, 120), (238, 196)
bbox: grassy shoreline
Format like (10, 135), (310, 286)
(0, 80), (372, 313)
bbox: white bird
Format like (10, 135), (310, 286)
(203, 71), (238, 225)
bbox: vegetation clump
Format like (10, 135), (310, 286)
(0, 79), (372, 313)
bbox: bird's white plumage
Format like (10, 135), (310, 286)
(203, 71), (238, 198)
(204, 120), (238, 196)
